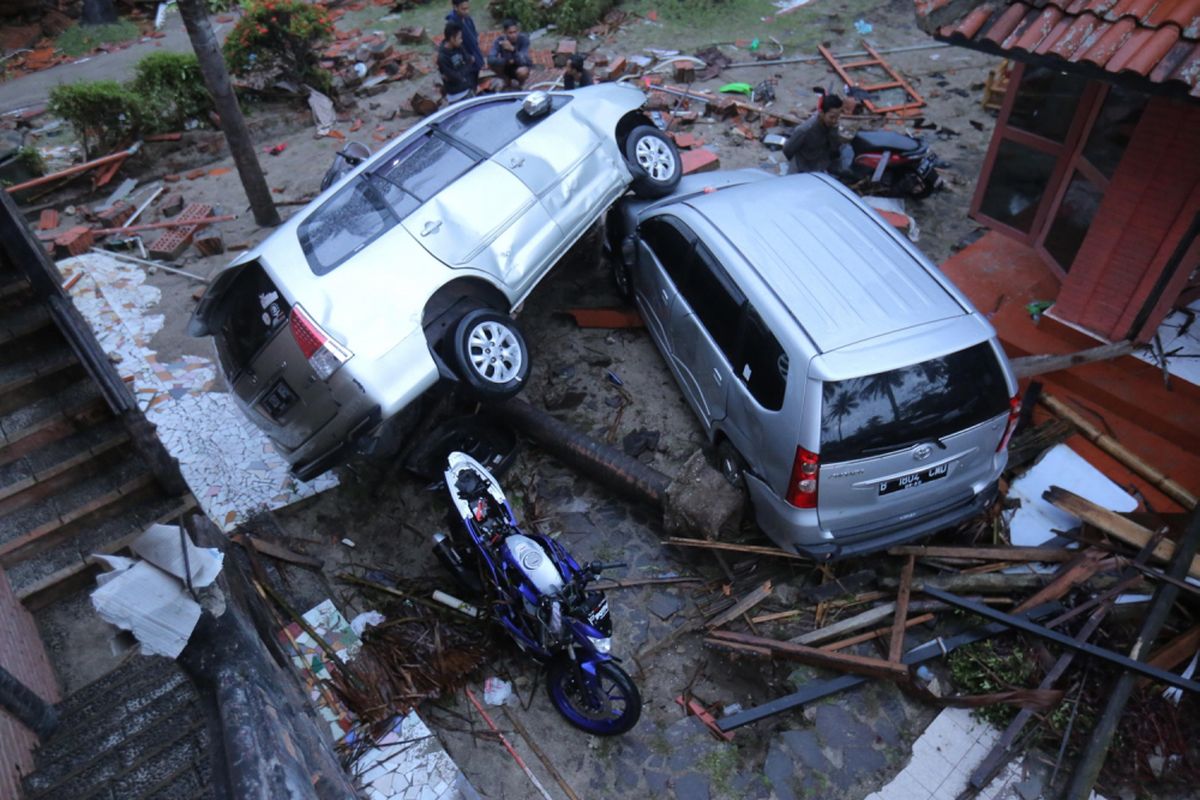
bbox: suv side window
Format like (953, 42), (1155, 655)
(638, 216), (693, 288)
(685, 243), (744, 359)
(739, 308), (787, 411)
(299, 178), (397, 276)
(434, 96), (572, 155)
(376, 130), (476, 202)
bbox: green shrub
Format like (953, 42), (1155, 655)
(48, 80), (146, 158)
(56, 20), (141, 57)
(132, 52), (212, 131)
(223, 0), (334, 90)
(490, 0), (614, 34)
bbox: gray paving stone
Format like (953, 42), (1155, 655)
(762, 744), (796, 800)
(843, 745), (886, 777)
(648, 591), (683, 620)
(780, 729), (829, 772)
(814, 703), (874, 750)
(873, 711), (902, 747)
(645, 770), (669, 795)
(674, 771), (710, 800)
(617, 758), (641, 790)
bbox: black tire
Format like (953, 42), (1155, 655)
(624, 125), (682, 199)
(547, 659), (641, 735)
(451, 309), (530, 400)
(716, 439), (749, 492)
(898, 171), (936, 199)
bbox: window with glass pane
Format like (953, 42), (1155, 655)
(300, 179), (396, 275)
(978, 139), (1058, 232)
(1007, 67), (1086, 142)
(1043, 171), (1103, 272)
(434, 97), (570, 155)
(378, 132), (475, 202)
(1081, 85), (1147, 179)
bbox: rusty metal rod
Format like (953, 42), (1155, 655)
(6, 143), (141, 194)
(93, 214), (235, 236)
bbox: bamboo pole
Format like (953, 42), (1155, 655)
(1041, 393), (1196, 510)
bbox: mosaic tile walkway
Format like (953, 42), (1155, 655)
(59, 252), (339, 529)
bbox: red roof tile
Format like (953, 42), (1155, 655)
(916, 0), (1200, 97)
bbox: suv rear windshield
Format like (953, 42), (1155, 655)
(213, 262), (291, 377)
(819, 342), (1009, 462)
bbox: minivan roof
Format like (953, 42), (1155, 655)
(683, 174), (966, 353)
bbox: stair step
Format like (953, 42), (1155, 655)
(0, 457), (158, 566)
(0, 378), (107, 453)
(12, 493), (196, 604)
(102, 721), (210, 800)
(0, 422), (132, 513)
(0, 272), (32, 307)
(0, 304), (53, 353)
(51, 655), (180, 722)
(0, 348), (85, 418)
(27, 669), (197, 791)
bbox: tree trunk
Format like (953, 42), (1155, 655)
(81, 0), (118, 25)
(176, 0), (281, 228)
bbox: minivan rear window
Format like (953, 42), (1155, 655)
(819, 342), (1009, 462)
(299, 178), (397, 275)
(213, 262), (290, 377)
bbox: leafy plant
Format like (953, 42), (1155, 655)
(132, 52), (212, 131)
(947, 639), (1038, 727)
(48, 80), (146, 158)
(223, 0), (334, 90)
(56, 20), (141, 57)
(15, 146), (45, 176)
(489, 0), (614, 34)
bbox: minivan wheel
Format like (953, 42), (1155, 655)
(451, 309), (530, 400)
(624, 126), (682, 199)
(716, 440), (749, 491)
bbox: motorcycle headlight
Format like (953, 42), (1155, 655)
(589, 635), (612, 654)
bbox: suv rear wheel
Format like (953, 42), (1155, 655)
(716, 440), (749, 491)
(625, 126), (682, 199)
(451, 309), (530, 400)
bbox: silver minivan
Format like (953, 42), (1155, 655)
(607, 170), (1020, 559)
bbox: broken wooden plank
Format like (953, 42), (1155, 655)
(232, 533), (323, 569)
(1134, 625), (1200, 690)
(1010, 341), (1135, 379)
(706, 581), (772, 630)
(703, 636), (772, 659)
(1041, 394), (1196, 511)
(888, 545), (1077, 563)
(1013, 549), (1112, 613)
(881, 572), (1050, 594)
(1044, 485), (1200, 579)
(665, 537), (804, 560)
(821, 612), (936, 653)
(708, 629), (910, 682)
(888, 555), (914, 663)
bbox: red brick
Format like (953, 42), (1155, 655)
(671, 132), (702, 149)
(681, 148), (720, 175)
(95, 200), (134, 228)
(164, 174), (181, 183)
(37, 209), (58, 230)
(606, 56), (627, 80)
(53, 225), (94, 257)
(193, 234), (225, 257)
(674, 63), (695, 82)
(149, 203), (213, 260)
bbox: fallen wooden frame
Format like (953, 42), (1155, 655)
(715, 603), (1063, 730)
(706, 630), (910, 682)
(888, 545), (1078, 563)
(664, 536), (805, 560)
(921, 586), (1200, 693)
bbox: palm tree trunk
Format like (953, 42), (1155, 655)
(176, 0), (281, 227)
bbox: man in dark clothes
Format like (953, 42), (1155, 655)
(488, 18), (532, 89)
(783, 93), (851, 175)
(445, 0), (481, 90)
(563, 54), (592, 90)
(438, 22), (475, 103)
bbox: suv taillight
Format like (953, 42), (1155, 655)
(290, 305), (352, 380)
(996, 395), (1021, 452)
(786, 446), (820, 508)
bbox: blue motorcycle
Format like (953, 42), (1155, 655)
(434, 452), (642, 735)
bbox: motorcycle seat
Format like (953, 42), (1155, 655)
(454, 469), (488, 500)
(852, 130), (926, 156)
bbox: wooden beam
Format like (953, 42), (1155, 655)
(1014, 549), (1112, 613)
(232, 534), (323, 570)
(889, 555), (915, 663)
(821, 613), (936, 653)
(1010, 341), (1135, 379)
(665, 537), (805, 560)
(1044, 486), (1200, 579)
(888, 545), (1076, 563)
(1134, 625), (1200, 690)
(708, 630), (910, 682)
(705, 581), (772, 630)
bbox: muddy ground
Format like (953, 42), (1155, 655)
(3, 0), (1024, 797)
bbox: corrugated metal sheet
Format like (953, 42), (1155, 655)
(915, 0), (1200, 97)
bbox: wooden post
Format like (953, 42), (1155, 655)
(888, 555), (914, 663)
(176, 0), (281, 227)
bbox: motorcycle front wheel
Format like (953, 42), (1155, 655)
(547, 659), (641, 736)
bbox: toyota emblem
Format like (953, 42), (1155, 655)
(912, 444), (933, 461)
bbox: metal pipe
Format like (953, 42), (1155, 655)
(1064, 507), (1200, 799)
(89, 249), (210, 283)
(0, 664), (57, 738)
(5, 142), (142, 194)
(93, 214), (236, 236)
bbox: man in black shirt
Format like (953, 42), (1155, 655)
(783, 93), (851, 175)
(488, 19), (532, 90)
(563, 55), (592, 90)
(438, 22), (475, 103)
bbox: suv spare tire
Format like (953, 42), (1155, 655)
(625, 125), (682, 199)
(451, 309), (530, 400)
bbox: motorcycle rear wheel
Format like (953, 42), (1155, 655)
(547, 659), (641, 735)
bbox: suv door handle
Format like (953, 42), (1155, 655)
(509, 156), (525, 168)
(712, 368), (722, 385)
(421, 219), (442, 237)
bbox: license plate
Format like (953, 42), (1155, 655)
(878, 463), (948, 496)
(260, 379), (298, 421)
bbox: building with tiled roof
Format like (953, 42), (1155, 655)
(914, 0), (1199, 343)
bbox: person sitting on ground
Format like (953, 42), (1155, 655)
(783, 89), (852, 176)
(438, 22), (475, 104)
(487, 18), (532, 90)
(445, 0), (482, 90)
(562, 54), (592, 90)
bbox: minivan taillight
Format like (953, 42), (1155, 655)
(996, 395), (1021, 452)
(786, 447), (820, 508)
(290, 305), (352, 380)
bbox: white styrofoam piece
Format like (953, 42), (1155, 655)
(91, 560), (201, 658)
(1007, 444), (1137, 546)
(91, 553), (138, 585)
(131, 523), (223, 588)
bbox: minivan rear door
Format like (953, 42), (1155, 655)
(813, 339), (1012, 533)
(207, 261), (341, 451)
